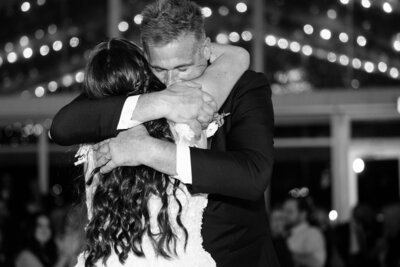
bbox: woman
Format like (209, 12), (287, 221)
(74, 38), (249, 267)
(15, 212), (78, 267)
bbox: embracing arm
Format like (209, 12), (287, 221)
(193, 43), (250, 108)
(50, 45), (249, 146)
(104, 72), (274, 201)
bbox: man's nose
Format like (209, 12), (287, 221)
(165, 71), (178, 86)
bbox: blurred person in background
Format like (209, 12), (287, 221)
(14, 212), (80, 267)
(332, 203), (380, 267)
(313, 207), (336, 267)
(378, 203), (400, 267)
(271, 206), (294, 267)
(283, 188), (326, 267)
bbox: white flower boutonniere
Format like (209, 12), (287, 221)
(206, 112), (230, 138)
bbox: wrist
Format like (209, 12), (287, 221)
(139, 136), (157, 166)
(155, 90), (172, 119)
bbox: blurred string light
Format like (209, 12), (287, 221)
(303, 24), (314, 35)
(19, 36), (29, 46)
(229, 32), (240, 42)
(361, 0), (371, 9)
(40, 45), (50, 56)
(20, 0), (47, 13)
(357, 35), (367, 47)
(69, 37), (79, 48)
(118, 21), (129, 32)
(339, 0), (395, 15)
(320, 29), (332, 40)
(353, 158), (365, 173)
(133, 14), (143, 25)
(352, 58), (362, 69)
(329, 210), (338, 221)
(216, 33), (229, 44)
(35, 29), (45, 39)
(21, 2), (31, 12)
(339, 32), (349, 43)
(35, 86), (45, 98)
(202, 7), (212, 17)
(23, 48), (33, 59)
(378, 62), (388, 72)
(277, 38), (289, 49)
(216, 31), (253, 44)
(390, 68), (399, 78)
(382, 2), (393, 13)
(0, 34), (80, 66)
(264, 33), (400, 80)
(48, 81), (58, 92)
(241, 31), (253, 41)
(218, 6), (229, 16)
(393, 34), (400, 52)
(7, 52), (17, 63)
(327, 9), (337, 19)
(1, 23), (58, 55)
(62, 74), (74, 87)
(48, 24), (57, 35)
(236, 2), (247, 13)
(364, 61), (374, 73)
(52, 40), (63, 51)
(4, 43), (13, 53)
(28, 69), (85, 98)
(304, 23), (372, 49)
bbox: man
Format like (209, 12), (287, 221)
(51, 0), (278, 266)
(283, 196), (326, 267)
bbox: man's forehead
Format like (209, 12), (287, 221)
(146, 34), (200, 56)
(146, 37), (200, 68)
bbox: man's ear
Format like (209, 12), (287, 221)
(202, 37), (211, 60)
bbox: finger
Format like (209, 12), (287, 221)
(205, 99), (218, 113)
(197, 112), (212, 126)
(202, 90), (217, 102)
(94, 146), (109, 163)
(186, 120), (202, 140)
(96, 154), (110, 168)
(201, 102), (216, 118)
(183, 81), (202, 88)
(100, 161), (117, 174)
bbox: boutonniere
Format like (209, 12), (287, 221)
(206, 112), (230, 138)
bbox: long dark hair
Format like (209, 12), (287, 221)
(82, 38), (187, 266)
(19, 212), (58, 267)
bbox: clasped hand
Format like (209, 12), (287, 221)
(93, 125), (150, 174)
(94, 81), (217, 173)
(161, 81), (217, 135)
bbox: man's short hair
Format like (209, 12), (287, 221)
(140, 0), (205, 49)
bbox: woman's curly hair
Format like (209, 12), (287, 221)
(82, 38), (188, 267)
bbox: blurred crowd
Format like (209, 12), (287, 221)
(1, 174), (400, 267)
(271, 188), (400, 267)
(0, 173), (86, 267)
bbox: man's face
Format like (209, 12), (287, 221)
(283, 199), (302, 229)
(145, 33), (210, 86)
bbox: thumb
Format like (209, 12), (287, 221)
(186, 120), (202, 140)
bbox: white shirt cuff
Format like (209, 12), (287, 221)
(116, 95), (142, 130)
(174, 144), (192, 184)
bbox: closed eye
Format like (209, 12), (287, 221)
(152, 67), (165, 72)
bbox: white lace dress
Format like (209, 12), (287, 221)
(74, 123), (216, 267)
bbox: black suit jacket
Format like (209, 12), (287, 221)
(51, 70), (279, 267)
